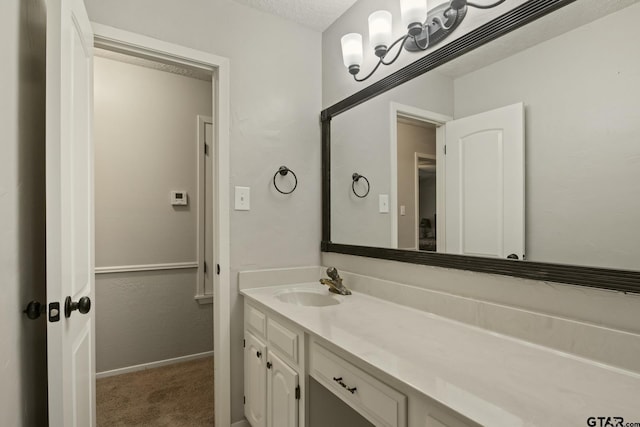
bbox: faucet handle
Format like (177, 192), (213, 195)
(326, 267), (340, 280)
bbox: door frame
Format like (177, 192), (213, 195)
(92, 24), (231, 427)
(414, 152), (437, 250)
(389, 102), (451, 249)
(196, 115), (213, 303)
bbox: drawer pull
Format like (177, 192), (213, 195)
(333, 376), (357, 393)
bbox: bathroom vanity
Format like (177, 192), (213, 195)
(241, 280), (640, 427)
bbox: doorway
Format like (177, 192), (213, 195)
(89, 24), (231, 427)
(92, 47), (215, 425)
(390, 102), (451, 251)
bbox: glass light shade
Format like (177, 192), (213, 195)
(400, 0), (428, 28)
(341, 33), (363, 68)
(368, 10), (393, 49)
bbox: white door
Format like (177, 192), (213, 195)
(445, 103), (525, 259)
(45, 0), (95, 425)
(267, 351), (299, 427)
(245, 331), (267, 427)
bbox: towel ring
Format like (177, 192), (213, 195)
(352, 173), (370, 198)
(273, 166), (298, 195)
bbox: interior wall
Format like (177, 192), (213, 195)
(84, 0), (322, 421)
(93, 56), (213, 372)
(396, 122), (436, 249)
(0, 0), (48, 425)
(94, 56), (211, 267)
(95, 270), (213, 373)
(453, 2), (640, 271)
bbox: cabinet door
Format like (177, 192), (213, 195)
(267, 351), (299, 427)
(245, 331), (267, 427)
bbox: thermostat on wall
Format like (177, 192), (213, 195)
(171, 191), (188, 206)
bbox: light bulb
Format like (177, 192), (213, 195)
(368, 10), (393, 57)
(400, 0), (428, 35)
(341, 33), (363, 75)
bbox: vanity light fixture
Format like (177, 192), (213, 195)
(341, 0), (507, 81)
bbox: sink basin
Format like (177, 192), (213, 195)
(275, 289), (342, 307)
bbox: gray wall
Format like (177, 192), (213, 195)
(453, 2), (640, 270)
(0, 0), (48, 425)
(94, 56), (214, 373)
(96, 270), (213, 372)
(84, 0), (322, 421)
(94, 56), (212, 267)
(397, 122), (436, 249)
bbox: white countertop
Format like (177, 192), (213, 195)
(241, 283), (640, 427)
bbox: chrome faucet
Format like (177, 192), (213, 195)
(319, 267), (351, 295)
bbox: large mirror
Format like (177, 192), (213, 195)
(327, 0), (640, 274)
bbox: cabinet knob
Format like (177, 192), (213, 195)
(256, 351), (262, 358)
(266, 361), (272, 369)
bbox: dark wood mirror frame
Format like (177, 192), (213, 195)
(320, 0), (640, 294)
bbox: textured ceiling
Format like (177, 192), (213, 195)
(230, 0), (359, 31)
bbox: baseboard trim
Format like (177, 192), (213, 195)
(96, 350), (214, 379)
(231, 420), (250, 427)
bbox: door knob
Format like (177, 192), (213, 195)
(64, 296), (91, 318)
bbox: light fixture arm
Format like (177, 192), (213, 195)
(344, 0), (509, 82)
(467, 0), (507, 9)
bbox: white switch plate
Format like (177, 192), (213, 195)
(400, 205), (406, 216)
(235, 186), (250, 211)
(379, 194), (389, 213)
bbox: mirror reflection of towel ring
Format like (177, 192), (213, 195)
(352, 173), (370, 198)
(273, 166), (298, 194)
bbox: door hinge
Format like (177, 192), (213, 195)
(216, 264), (220, 275)
(204, 143), (209, 155)
(203, 262), (207, 274)
(243, 396), (246, 405)
(295, 385), (301, 400)
(243, 339), (246, 348)
(444, 145), (447, 155)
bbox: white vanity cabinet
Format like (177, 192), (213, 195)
(244, 302), (304, 427)
(243, 297), (477, 427)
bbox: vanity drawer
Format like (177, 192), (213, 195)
(267, 317), (299, 365)
(245, 304), (267, 339)
(310, 341), (407, 427)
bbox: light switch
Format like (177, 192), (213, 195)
(379, 194), (389, 213)
(400, 205), (406, 216)
(235, 186), (250, 211)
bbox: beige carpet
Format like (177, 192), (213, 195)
(97, 357), (214, 426)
